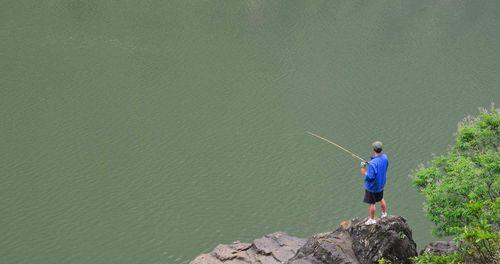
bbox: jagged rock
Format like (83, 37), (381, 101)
(191, 216), (417, 264)
(420, 241), (459, 255)
(191, 253), (223, 264)
(190, 232), (306, 264)
(272, 232), (307, 249)
(287, 256), (323, 264)
(254, 236), (282, 255)
(350, 216), (417, 264)
(213, 244), (239, 261)
(289, 231), (358, 264)
(272, 247), (295, 262)
(289, 216), (417, 264)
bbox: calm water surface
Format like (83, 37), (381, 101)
(2, 1), (500, 263)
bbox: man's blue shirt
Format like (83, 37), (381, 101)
(365, 153), (389, 193)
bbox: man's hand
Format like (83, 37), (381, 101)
(360, 162), (368, 175)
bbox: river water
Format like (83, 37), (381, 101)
(2, 1), (500, 263)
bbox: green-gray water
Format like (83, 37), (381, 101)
(2, 1), (500, 263)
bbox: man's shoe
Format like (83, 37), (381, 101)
(381, 212), (388, 218)
(365, 218), (377, 225)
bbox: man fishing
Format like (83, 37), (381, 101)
(360, 141), (388, 225)
(306, 132), (389, 225)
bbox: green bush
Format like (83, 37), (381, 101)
(412, 105), (499, 264)
(376, 257), (392, 264)
(411, 253), (463, 264)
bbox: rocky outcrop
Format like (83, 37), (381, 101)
(190, 232), (307, 264)
(290, 216), (417, 264)
(420, 241), (459, 256)
(191, 216), (418, 264)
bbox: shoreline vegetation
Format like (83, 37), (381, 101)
(410, 104), (499, 264)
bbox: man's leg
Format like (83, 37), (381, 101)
(380, 198), (387, 213)
(368, 204), (376, 219)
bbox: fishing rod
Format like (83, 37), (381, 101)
(306, 131), (368, 163)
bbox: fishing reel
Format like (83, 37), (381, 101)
(360, 162), (369, 168)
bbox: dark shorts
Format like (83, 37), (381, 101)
(363, 190), (384, 204)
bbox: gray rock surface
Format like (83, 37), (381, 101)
(191, 216), (418, 264)
(190, 232), (306, 264)
(288, 216), (417, 264)
(420, 241), (459, 255)
(350, 216), (417, 264)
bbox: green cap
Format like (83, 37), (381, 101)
(372, 141), (383, 151)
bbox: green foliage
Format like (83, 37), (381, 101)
(456, 221), (499, 264)
(412, 105), (500, 263)
(377, 257), (392, 264)
(411, 253), (463, 264)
